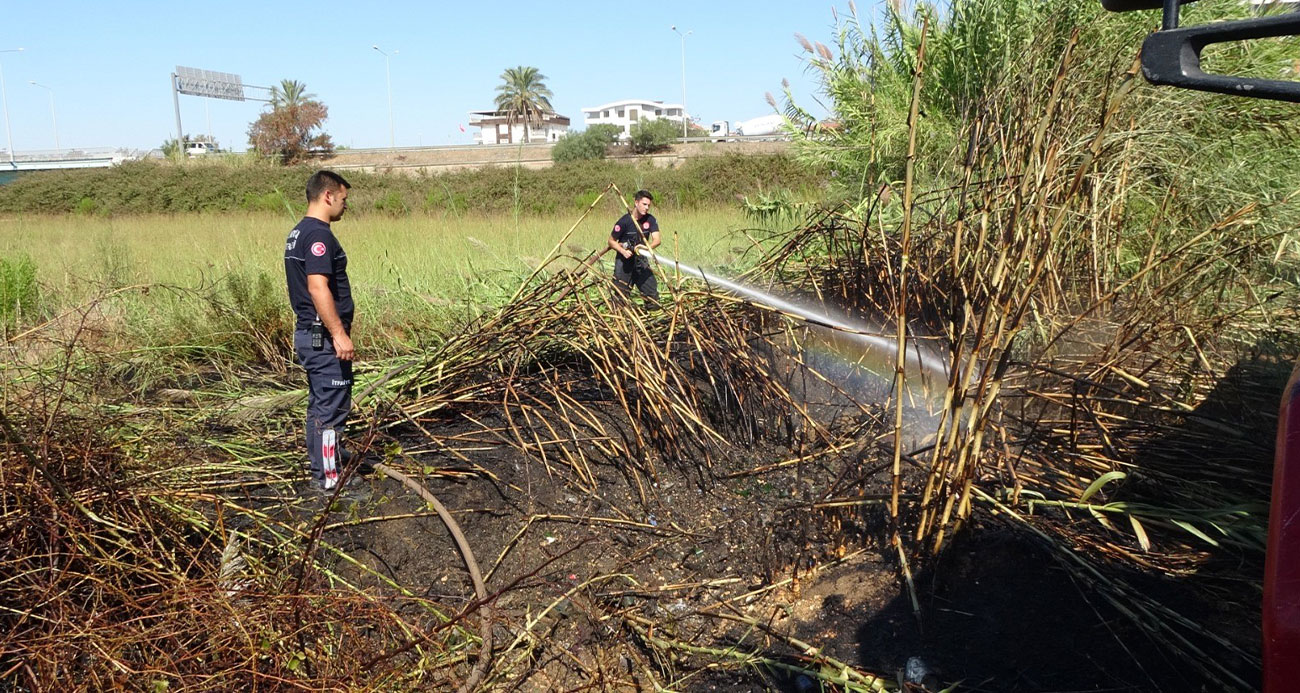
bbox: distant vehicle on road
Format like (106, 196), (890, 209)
(710, 114), (786, 141)
(186, 141), (219, 157)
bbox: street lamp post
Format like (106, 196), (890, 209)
(29, 81), (59, 151)
(0, 48), (24, 167)
(372, 45), (397, 150)
(670, 26), (692, 139)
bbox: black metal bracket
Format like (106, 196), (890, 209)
(1103, 0), (1300, 103)
(1100, 0), (1196, 16)
(1144, 12), (1300, 102)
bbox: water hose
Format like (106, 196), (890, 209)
(372, 462), (493, 693)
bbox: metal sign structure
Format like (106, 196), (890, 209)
(170, 66), (271, 153)
(175, 66), (246, 102)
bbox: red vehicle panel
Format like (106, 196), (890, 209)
(1266, 365), (1300, 692)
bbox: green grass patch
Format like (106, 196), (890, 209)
(0, 253), (40, 331)
(2, 205), (764, 361)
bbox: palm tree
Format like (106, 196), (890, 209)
(493, 66), (554, 144)
(271, 79), (314, 109)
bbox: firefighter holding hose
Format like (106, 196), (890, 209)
(608, 189), (662, 309)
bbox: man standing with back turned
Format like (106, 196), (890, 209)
(608, 189), (662, 308)
(285, 170), (356, 491)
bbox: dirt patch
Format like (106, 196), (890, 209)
(247, 396), (1259, 692)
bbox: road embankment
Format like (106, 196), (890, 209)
(320, 140), (791, 174)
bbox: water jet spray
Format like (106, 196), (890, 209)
(635, 246), (951, 383)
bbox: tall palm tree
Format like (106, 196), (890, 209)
(271, 79), (315, 109)
(494, 66), (554, 144)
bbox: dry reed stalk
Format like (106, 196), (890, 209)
(891, 16), (928, 533)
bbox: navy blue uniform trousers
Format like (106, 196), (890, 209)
(613, 255), (659, 308)
(294, 328), (352, 487)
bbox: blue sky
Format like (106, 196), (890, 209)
(0, 1), (856, 152)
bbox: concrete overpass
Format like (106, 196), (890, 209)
(1, 148), (146, 172)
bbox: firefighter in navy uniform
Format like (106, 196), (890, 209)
(608, 189), (663, 308)
(284, 170), (359, 491)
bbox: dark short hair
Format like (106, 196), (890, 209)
(306, 170), (351, 203)
(634, 190), (653, 202)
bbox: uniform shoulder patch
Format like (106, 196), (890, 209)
(311, 241), (327, 257)
(614, 224), (621, 232)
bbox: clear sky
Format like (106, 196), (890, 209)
(0, 0), (854, 153)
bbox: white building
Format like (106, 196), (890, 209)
(469, 110), (571, 145)
(580, 99), (687, 139)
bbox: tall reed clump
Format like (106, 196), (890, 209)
(761, 0), (1300, 687)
